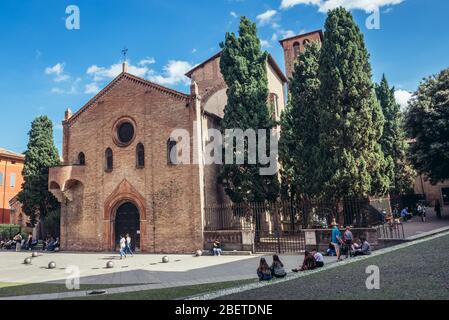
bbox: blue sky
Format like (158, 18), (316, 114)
(0, 0), (448, 154)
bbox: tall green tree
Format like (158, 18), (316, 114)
(317, 7), (390, 200)
(405, 67), (449, 183)
(279, 42), (321, 199)
(376, 74), (415, 194)
(18, 116), (60, 229)
(218, 17), (279, 203)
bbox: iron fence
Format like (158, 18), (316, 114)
(375, 222), (405, 239)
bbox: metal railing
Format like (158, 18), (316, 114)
(376, 222), (405, 239)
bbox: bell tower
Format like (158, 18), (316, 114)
(279, 30), (324, 81)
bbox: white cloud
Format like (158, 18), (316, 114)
(280, 29), (296, 39)
(280, 0), (404, 13)
(395, 89), (413, 110)
(256, 10), (277, 26)
(86, 62), (148, 82)
(260, 40), (272, 48)
(50, 77), (81, 95)
(85, 59), (193, 88)
(148, 60), (194, 86)
(138, 57), (156, 66)
(45, 62), (70, 82)
(230, 11), (238, 18)
(192, 48), (198, 54)
(280, 0), (321, 9)
(84, 82), (100, 94)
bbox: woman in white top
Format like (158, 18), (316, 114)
(119, 235), (126, 259)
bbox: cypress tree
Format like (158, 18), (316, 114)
(317, 7), (390, 200)
(18, 116), (60, 229)
(376, 74), (415, 194)
(279, 42), (321, 199)
(405, 67), (449, 183)
(218, 17), (279, 203)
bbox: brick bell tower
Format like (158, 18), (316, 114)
(279, 30), (324, 81)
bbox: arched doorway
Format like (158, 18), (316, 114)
(115, 202), (140, 251)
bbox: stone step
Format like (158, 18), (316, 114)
(203, 250), (253, 256)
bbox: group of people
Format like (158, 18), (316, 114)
(257, 250), (324, 281)
(256, 255), (288, 281)
(393, 200), (443, 223)
(0, 232), (59, 252)
(119, 234), (134, 259)
(256, 225), (372, 281)
(330, 225), (371, 261)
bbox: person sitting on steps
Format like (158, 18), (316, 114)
(212, 239), (222, 256)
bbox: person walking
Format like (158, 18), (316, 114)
(331, 223), (343, 261)
(418, 204), (427, 222)
(26, 232), (33, 251)
(13, 233), (22, 252)
(119, 235), (127, 259)
(435, 200), (442, 219)
(343, 227), (353, 258)
(125, 233), (134, 257)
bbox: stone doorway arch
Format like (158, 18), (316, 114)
(104, 180), (147, 252)
(114, 202), (140, 251)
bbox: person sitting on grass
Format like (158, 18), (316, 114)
(270, 255), (287, 278)
(312, 249), (324, 268)
(257, 258), (273, 281)
(352, 237), (371, 256)
(292, 251), (316, 272)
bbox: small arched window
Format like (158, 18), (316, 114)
(136, 143), (145, 168)
(269, 93), (279, 120)
(78, 152), (86, 166)
(293, 42), (300, 57)
(105, 148), (113, 171)
(167, 139), (178, 165)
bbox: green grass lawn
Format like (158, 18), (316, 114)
(69, 279), (257, 300)
(0, 282), (130, 298)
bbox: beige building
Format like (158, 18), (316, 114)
(414, 175), (449, 206)
(47, 29), (313, 253)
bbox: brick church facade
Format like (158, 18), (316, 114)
(48, 31), (323, 253)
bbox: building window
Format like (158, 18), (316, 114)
(10, 173), (16, 188)
(0, 172), (3, 186)
(167, 139), (178, 165)
(118, 122), (134, 144)
(113, 117), (137, 147)
(78, 152), (86, 166)
(105, 148), (113, 171)
(293, 42), (300, 57)
(136, 143), (145, 168)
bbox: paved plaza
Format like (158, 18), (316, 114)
(0, 251), (335, 287)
